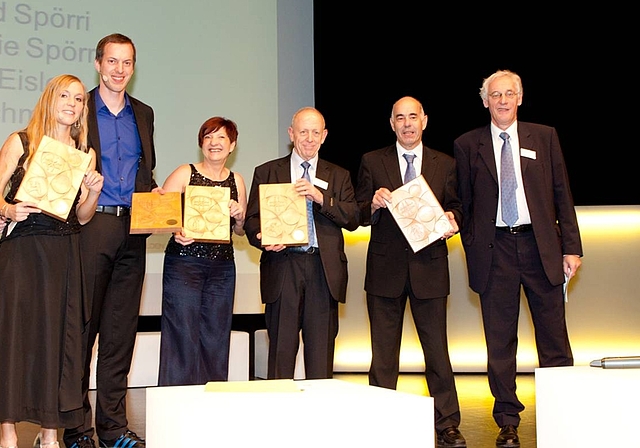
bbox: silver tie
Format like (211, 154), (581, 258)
(500, 132), (519, 227)
(403, 153), (417, 183)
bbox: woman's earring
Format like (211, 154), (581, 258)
(74, 120), (81, 129)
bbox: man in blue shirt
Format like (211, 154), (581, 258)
(64, 33), (157, 448)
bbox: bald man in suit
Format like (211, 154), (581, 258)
(244, 107), (359, 380)
(453, 70), (582, 448)
(356, 96), (465, 448)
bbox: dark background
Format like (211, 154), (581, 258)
(312, 5), (637, 206)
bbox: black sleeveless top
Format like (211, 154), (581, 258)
(2, 132), (82, 240)
(164, 164), (238, 261)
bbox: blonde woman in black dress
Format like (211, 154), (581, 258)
(0, 74), (103, 448)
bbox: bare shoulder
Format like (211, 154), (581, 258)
(162, 163), (192, 191)
(0, 132), (24, 160)
(1, 132), (22, 150)
(232, 170), (246, 184)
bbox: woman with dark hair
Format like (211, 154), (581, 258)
(158, 116), (247, 386)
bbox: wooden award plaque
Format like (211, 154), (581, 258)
(259, 182), (308, 246)
(386, 175), (453, 253)
(183, 185), (231, 243)
(15, 135), (92, 221)
(130, 191), (182, 234)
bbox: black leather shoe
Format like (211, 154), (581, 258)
(436, 426), (467, 448)
(496, 424), (520, 447)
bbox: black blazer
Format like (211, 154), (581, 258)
(355, 145), (462, 300)
(86, 87), (157, 193)
(453, 122), (583, 294)
(244, 154), (359, 304)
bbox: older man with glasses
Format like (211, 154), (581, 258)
(453, 69), (583, 448)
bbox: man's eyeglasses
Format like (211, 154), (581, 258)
(488, 90), (520, 100)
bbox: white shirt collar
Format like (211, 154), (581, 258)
(396, 142), (423, 160)
(491, 121), (518, 141)
(291, 151), (318, 179)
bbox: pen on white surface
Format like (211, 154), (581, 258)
(590, 356), (640, 369)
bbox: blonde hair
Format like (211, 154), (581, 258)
(24, 74), (89, 163)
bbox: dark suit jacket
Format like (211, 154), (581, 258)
(87, 87), (157, 193)
(453, 122), (583, 295)
(355, 145), (462, 300)
(244, 154), (359, 304)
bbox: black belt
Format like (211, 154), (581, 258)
(286, 246), (320, 255)
(496, 224), (533, 234)
(96, 205), (131, 217)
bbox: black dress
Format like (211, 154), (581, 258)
(0, 132), (88, 428)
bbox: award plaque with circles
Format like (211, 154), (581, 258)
(15, 135), (92, 221)
(258, 182), (308, 246)
(386, 175), (453, 253)
(183, 185), (231, 243)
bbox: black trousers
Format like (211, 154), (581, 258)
(264, 252), (338, 380)
(367, 287), (461, 432)
(481, 230), (572, 428)
(64, 212), (147, 443)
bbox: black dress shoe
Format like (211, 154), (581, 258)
(496, 424), (520, 447)
(436, 426), (467, 448)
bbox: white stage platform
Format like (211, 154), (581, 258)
(146, 379), (434, 447)
(535, 365), (640, 447)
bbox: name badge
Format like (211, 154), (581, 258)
(314, 178), (328, 190)
(520, 148), (536, 159)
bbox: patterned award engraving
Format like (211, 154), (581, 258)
(15, 135), (92, 221)
(259, 183), (308, 246)
(387, 175), (453, 253)
(130, 192), (182, 234)
(183, 185), (230, 243)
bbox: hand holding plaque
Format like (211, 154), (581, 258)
(15, 135), (92, 221)
(130, 192), (182, 234)
(259, 182), (308, 246)
(385, 175), (453, 253)
(183, 185), (231, 243)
